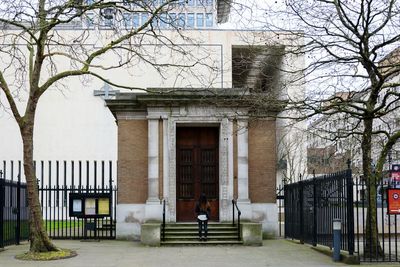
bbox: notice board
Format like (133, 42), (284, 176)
(388, 188), (400, 214)
(69, 193), (111, 218)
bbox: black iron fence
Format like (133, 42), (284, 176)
(0, 165), (29, 248)
(1, 160), (117, 241)
(354, 175), (400, 262)
(284, 166), (354, 255)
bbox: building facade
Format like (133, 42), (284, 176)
(0, 0), (304, 240)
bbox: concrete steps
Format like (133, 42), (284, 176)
(161, 223), (242, 246)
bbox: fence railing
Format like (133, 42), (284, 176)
(284, 165), (354, 254)
(0, 168), (29, 248)
(232, 199), (241, 241)
(1, 160), (117, 241)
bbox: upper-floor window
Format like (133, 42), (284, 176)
(178, 13), (186, 28)
(85, 12), (95, 28)
(133, 14), (140, 28)
(187, 0), (195, 6)
(169, 13), (177, 27)
(187, 13), (194, 28)
(205, 13), (213, 27)
(101, 8), (116, 28)
(142, 13), (149, 26)
(123, 13), (132, 28)
(159, 13), (168, 28)
(196, 13), (204, 28)
(196, 0), (213, 6)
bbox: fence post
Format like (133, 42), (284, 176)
(313, 175), (317, 246)
(0, 170), (4, 249)
(283, 184), (288, 238)
(16, 170), (21, 245)
(299, 181), (304, 244)
(346, 159), (355, 255)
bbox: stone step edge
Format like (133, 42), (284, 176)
(165, 226), (237, 231)
(161, 241), (243, 245)
(163, 231), (238, 235)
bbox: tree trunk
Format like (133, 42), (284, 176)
(362, 118), (383, 258)
(21, 122), (58, 252)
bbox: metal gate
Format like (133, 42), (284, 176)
(0, 166), (29, 248)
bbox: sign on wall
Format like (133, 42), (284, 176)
(387, 188), (400, 214)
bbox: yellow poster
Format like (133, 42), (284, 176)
(98, 198), (110, 215)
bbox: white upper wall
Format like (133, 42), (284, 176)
(0, 29), (303, 162)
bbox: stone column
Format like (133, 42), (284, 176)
(145, 118), (162, 220)
(237, 119), (252, 219)
(219, 118), (233, 221)
(162, 117), (169, 221)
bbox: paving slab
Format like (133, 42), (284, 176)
(0, 239), (395, 267)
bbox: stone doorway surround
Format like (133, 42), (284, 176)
(146, 105), (250, 223)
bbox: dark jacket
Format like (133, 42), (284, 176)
(195, 202), (211, 220)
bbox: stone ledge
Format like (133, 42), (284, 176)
(286, 239), (359, 265)
(311, 245), (360, 265)
(241, 222), (262, 246)
(141, 223), (160, 247)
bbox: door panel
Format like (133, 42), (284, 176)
(176, 127), (219, 222)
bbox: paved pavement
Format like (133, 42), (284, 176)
(0, 239), (396, 267)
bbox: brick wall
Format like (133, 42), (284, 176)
(248, 119), (276, 203)
(118, 120), (148, 204)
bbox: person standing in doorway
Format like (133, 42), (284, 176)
(195, 193), (211, 241)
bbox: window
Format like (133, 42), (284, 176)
(187, 13), (194, 28)
(169, 13), (177, 27)
(205, 13), (213, 27)
(123, 13), (132, 28)
(101, 8), (115, 28)
(160, 13), (168, 28)
(187, 0), (195, 6)
(196, 13), (204, 27)
(178, 13), (186, 28)
(178, 0), (186, 5)
(142, 13), (149, 26)
(133, 14), (140, 28)
(196, 0), (213, 6)
(85, 13), (95, 28)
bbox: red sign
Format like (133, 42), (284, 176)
(388, 189), (400, 214)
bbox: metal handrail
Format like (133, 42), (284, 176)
(232, 199), (241, 241)
(162, 199), (166, 242)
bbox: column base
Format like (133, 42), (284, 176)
(145, 200), (162, 221)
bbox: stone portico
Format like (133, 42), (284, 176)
(107, 89), (279, 240)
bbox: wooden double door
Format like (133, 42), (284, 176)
(176, 127), (219, 222)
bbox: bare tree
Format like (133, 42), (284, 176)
(276, 122), (308, 184)
(0, 0), (215, 252)
(226, 0), (400, 257)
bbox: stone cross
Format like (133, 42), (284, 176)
(93, 82), (119, 99)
